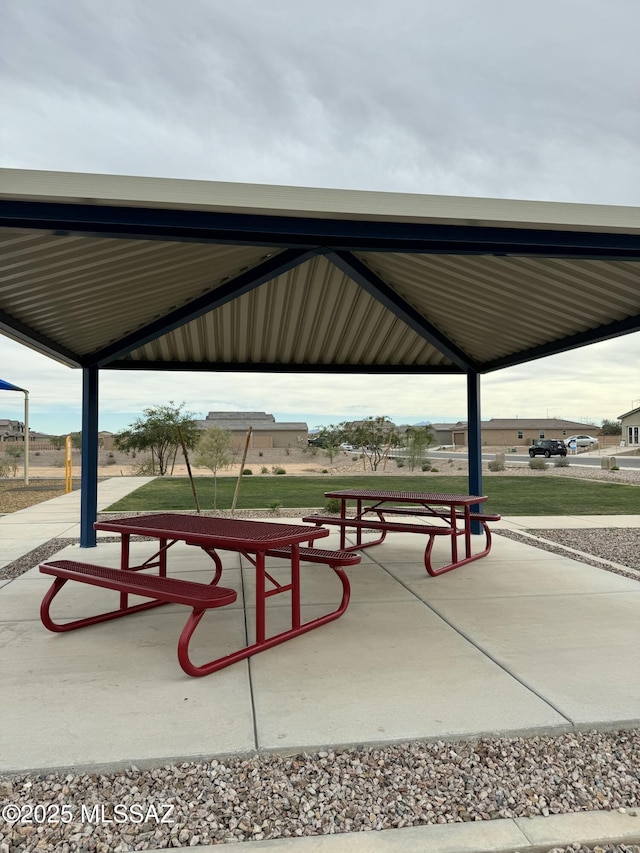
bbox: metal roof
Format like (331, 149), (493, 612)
(618, 406), (640, 419)
(477, 418), (597, 430)
(2, 168), (640, 375)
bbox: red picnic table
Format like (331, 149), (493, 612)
(303, 489), (500, 576)
(40, 514), (360, 676)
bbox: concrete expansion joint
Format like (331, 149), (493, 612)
(498, 527), (640, 581)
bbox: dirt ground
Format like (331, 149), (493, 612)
(5, 445), (449, 481)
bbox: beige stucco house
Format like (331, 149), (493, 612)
(431, 418), (598, 447)
(618, 406), (640, 447)
(198, 412), (308, 450)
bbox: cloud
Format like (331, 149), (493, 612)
(2, 0), (640, 432)
(2, 0), (640, 201)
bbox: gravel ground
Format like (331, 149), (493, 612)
(527, 529), (640, 570)
(1, 731), (640, 851)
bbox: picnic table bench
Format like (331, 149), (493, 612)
(304, 489), (500, 576)
(39, 516), (361, 677)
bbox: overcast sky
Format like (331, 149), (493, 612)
(1, 0), (640, 434)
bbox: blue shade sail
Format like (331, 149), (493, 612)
(0, 379), (26, 392)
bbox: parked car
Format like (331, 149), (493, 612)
(529, 439), (567, 458)
(308, 436), (329, 448)
(565, 434), (599, 448)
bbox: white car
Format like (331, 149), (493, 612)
(565, 434), (599, 448)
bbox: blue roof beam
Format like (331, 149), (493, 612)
(0, 310), (81, 367)
(483, 312), (640, 372)
(104, 360), (465, 374)
(327, 251), (478, 373)
(4, 200), (640, 257)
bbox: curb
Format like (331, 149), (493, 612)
(154, 809), (640, 853)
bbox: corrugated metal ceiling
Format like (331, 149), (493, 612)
(122, 255), (450, 367)
(356, 251), (640, 363)
(2, 169), (640, 375)
(0, 229), (278, 356)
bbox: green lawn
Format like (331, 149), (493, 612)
(106, 474), (640, 516)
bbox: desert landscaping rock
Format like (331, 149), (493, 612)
(1, 730), (640, 851)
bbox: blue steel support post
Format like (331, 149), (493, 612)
(80, 366), (99, 547)
(467, 371), (483, 535)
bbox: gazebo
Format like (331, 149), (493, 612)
(1, 169), (640, 545)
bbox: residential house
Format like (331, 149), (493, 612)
(618, 406), (640, 447)
(0, 419), (27, 441)
(197, 412), (308, 450)
(431, 418), (598, 447)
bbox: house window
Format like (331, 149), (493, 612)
(539, 431), (545, 439)
(634, 426), (639, 445)
(629, 427), (633, 445)
(517, 430), (523, 439)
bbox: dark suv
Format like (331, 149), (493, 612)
(529, 439), (567, 458)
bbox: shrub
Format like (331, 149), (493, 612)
(261, 466), (269, 474)
(131, 459), (155, 475)
(322, 468), (328, 473)
(0, 459), (12, 477)
(554, 457), (570, 467)
(267, 499), (282, 513)
(421, 461), (432, 472)
(242, 468), (253, 475)
(258, 451), (263, 457)
(324, 497), (341, 513)
(529, 458), (547, 470)
(351, 455), (358, 461)
(272, 466), (286, 475)
(610, 465), (620, 471)
(395, 458), (405, 468)
(488, 459), (505, 472)
(431, 467), (439, 472)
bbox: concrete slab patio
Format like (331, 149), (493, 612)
(2, 480), (640, 775)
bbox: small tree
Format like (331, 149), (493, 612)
(115, 402), (200, 476)
(404, 425), (435, 471)
(600, 418), (622, 436)
(193, 427), (233, 509)
(310, 424), (344, 464)
(317, 416), (397, 471)
(344, 416), (397, 471)
(3, 444), (23, 476)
